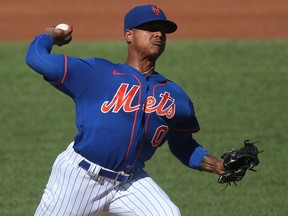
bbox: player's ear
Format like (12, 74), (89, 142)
(124, 30), (132, 43)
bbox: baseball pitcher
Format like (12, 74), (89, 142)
(25, 4), (260, 216)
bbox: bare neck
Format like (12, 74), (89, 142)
(125, 55), (156, 76)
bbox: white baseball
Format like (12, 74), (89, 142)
(55, 23), (71, 40)
(55, 23), (69, 31)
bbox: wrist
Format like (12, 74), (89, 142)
(44, 27), (57, 40)
(217, 161), (225, 175)
(189, 146), (208, 169)
(198, 155), (225, 174)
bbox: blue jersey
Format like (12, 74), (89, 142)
(26, 34), (208, 171)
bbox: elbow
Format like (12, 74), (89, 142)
(25, 48), (45, 73)
(25, 52), (33, 67)
(25, 52), (40, 72)
(25, 45), (38, 69)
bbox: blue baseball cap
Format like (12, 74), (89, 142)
(124, 5), (177, 33)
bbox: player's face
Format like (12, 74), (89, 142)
(127, 21), (167, 59)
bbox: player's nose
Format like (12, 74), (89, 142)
(153, 31), (166, 42)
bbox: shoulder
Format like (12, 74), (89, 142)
(75, 57), (115, 66)
(67, 57), (116, 72)
(166, 79), (190, 98)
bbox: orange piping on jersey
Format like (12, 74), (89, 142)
(130, 80), (169, 168)
(50, 55), (68, 85)
(118, 73), (142, 170)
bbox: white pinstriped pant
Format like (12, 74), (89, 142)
(34, 143), (181, 216)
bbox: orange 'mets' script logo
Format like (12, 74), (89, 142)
(101, 83), (175, 119)
(113, 70), (126, 76)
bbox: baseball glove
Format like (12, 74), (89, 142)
(218, 140), (262, 186)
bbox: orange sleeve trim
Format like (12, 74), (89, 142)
(50, 55), (68, 85)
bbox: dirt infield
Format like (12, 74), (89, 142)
(1, 0), (288, 41)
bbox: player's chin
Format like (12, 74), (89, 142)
(150, 45), (165, 56)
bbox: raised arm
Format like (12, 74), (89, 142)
(25, 25), (73, 82)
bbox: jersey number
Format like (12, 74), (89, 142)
(152, 125), (169, 147)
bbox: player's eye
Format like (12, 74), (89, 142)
(135, 23), (167, 34)
(149, 27), (162, 32)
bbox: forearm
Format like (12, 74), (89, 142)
(26, 25), (73, 81)
(25, 34), (66, 81)
(198, 154), (225, 175)
(168, 132), (225, 174)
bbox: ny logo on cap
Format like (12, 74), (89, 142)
(151, 5), (161, 16)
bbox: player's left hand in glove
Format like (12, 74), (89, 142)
(218, 140), (263, 186)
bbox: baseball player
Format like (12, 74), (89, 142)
(26, 4), (225, 216)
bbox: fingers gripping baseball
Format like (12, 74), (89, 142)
(44, 23), (73, 46)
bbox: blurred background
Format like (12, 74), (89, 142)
(0, 0), (287, 215)
(1, 0), (288, 41)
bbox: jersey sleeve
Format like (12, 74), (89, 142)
(168, 131), (208, 170)
(164, 80), (200, 133)
(26, 34), (94, 99)
(51, 57), (95, 99)
(174, 95), (200, 133)
(26, 34), (65, 81)
(167, 84), (206, 169)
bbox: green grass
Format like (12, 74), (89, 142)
(0, 39), (287, 216)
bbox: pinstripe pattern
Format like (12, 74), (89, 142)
(34, 143), (180, 216)
(104, 170), (180, 216)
